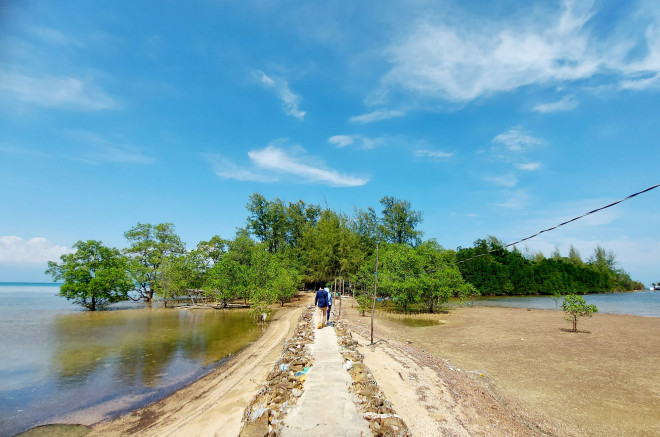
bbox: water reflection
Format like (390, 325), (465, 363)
(0, 291), (262, 437)
(53, 309), (261, 387)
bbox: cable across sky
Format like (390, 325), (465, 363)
(454, 183), (660, 265)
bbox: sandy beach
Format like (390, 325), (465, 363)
(24, 295), (658, 436)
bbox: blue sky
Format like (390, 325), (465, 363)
(1, 0), (658, 286)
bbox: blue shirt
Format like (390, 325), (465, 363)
(314, 289), (329, 307)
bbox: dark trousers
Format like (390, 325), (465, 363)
(327, 305), (332, 321)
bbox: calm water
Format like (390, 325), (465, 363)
(0, 283), (263, 436)
(468, 290), (660, 317)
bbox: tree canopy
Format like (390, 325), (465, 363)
(46, 240), (132, 311)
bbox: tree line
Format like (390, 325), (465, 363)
(47, 193), (642, 312)
(455, 236), (645, 296)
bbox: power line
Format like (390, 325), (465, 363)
(454, 183), (659, 266)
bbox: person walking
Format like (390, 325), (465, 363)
(325, 287), (333, 324)
(314, 287), (329, 329)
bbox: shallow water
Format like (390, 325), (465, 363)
(465, 290), (660, 317)
(0, 283), (262, 436)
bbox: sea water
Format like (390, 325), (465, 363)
(0, 283), (262, 436)
(468, 290), (660, 317)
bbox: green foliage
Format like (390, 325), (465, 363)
(123, 222), (186, 301)
(456, 237), (637, 296)
(204, 255), (249, 307)
(46, 240), (132, 311)
(160, 251), (207, 305)
(302, 209), (363, 286)
(562, 294), (598, 332)
(369, 241), (476, 313)
(379, 196), (423, 246)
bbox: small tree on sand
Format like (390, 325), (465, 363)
(562, 294), (598, 332)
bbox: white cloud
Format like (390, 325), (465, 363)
(0, 71), (118, 111)
(349, 109), (405, 124)
(328, 135), (355, 148)
(533, 95), (579, 113)
(0, 236), (72, 264)
(493, 128), (542, 152)
(517, 162), (541, 171)
(256, 70), (306, 120)
(248, 145), (368, 187)
(414, 149), (455, 159)
(208, 142), (369, 187)
(380, 0), (660, 103)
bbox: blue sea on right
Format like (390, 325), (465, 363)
(467, 290), (660, 317)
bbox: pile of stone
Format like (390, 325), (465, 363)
(335, 320), (411, 437)
(239, 306), (315, 437)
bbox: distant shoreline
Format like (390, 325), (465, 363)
(0, 281), (62, 286)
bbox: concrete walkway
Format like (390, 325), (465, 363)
(280, 309), (372, 437)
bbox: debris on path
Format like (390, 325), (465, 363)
(239, 307), (315, 436)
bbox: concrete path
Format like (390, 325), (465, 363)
(280, 309), (372, 437)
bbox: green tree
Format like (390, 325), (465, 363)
(46, 240), (132, 311)
(204, 255), (249, 307)
(379, 196), (423, 246)
(303, 209), (363, 287)
(245, 194), (288, 253)
(562, 294), (598, 332)
(195, 235), (229, 266)
(568, 245), (583, 266)
(123, 222), (186, 302)
(351, 206), (381, 255)
(160, 251), (207, 306)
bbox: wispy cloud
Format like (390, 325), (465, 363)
(380, 0), (660, 103)
(248, 145), (368, 186)
(28, 26), (83, 48)
(328, 134), (382, 149)
(0, 71), (118, 111)
(533, 95), (578, 113)
(0, 144), (49, 158)
(349, 109), (404, 124)
(0, 236), (71, 264)
(328, 135), (355, 148)
(255, 70), (306, 120)
(208, 142), (369, 187)
(485, 174), (519, 188)
(517, 162), (542, 171)
(205, 154), (277, 183)
(493, 128), (542, 152)
(414, 149), (455, 159)
(65, 130), (154, 164)
(494, 189), (530, 209)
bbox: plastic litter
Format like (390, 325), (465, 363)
(295, 366), (311, 376)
